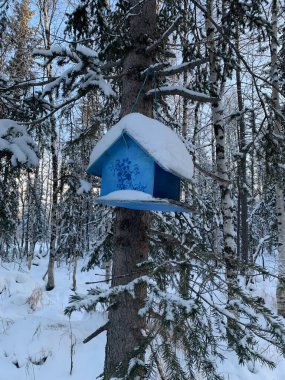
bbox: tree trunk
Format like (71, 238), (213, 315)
(27, 167), (39, 270)
(46, 104), (58, 290)
(235, 24), (249, 271)
(39, 0), (58, 291)
(104, 1), (156, 378)
(206, 0), (237, 283)
(24, 172), (31, 260)
(105, 209), (149, 378)
(271, 0), (285, 317)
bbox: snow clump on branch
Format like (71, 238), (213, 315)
(0, 119), (39, 167)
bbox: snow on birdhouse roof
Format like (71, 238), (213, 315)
(88, 113), (193, 180)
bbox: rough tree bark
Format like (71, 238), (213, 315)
(104, 1), (156, 378)
(271, 0), (285, 317)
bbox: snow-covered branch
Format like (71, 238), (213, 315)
(157, 57), (209, 77)
(33, 44), (115, 110)
(147, 85), (218, 103)
(0, 119), (38, 167)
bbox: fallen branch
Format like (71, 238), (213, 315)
(194, 161), (231, 184)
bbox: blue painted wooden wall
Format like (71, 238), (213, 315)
(101, 134), (155, 196)
(88, 132), (182, 206)
(153, 163), (180, 201)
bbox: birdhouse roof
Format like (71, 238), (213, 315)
(87, 113), (193, 180)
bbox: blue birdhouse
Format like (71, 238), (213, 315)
(87, 113), (193, 212)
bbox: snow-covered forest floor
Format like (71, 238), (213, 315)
(0, 248), (107, 380)
(1, 248), (285, 380)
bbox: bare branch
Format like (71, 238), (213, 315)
(0, 77), (58, 92)
(191, 0), (283, 116)
(83, 322), (110, 344)
(194, 162), (231, 185)
(146, 15), (182, 54)
(25, 94), (81, 126)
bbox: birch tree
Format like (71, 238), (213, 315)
(37, 0), (59, 290)
(205, 0), (237, 286)
(235, 22), (249, 268)
(271, 0), (285, 317)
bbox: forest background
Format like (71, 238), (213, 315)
(1, 0), (285, 379)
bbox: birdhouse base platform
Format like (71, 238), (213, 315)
(95, 190), (192, 213)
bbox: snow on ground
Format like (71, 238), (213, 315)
(219, 254), (285, 380)
(1, 251), (285, 380)
(0, 253), (107, 380)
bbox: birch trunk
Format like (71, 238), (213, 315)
(39, 0), (58, 290)
(206, 0), (237, 283)
(104, 1), (155, 378)
(271, 0), (285, 317)
(235, 24), (249, 270)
